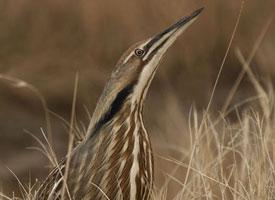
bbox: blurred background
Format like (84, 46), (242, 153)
(0, 0), (274, 197)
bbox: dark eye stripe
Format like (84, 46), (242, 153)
(143, 36), (170, 63)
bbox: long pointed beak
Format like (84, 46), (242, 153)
(143, 7), (204, 61)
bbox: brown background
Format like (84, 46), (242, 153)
(0, 0), (274, 197)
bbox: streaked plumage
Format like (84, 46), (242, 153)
(35, 8), (203, 200)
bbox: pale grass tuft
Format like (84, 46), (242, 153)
(0, 74), (53, 145)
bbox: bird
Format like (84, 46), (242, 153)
(34, 7), (203, 200)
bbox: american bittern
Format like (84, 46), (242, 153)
(35, 8), (203, 200)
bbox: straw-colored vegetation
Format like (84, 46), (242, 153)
(0, 0), (274, 199)
(1, 56), (275, 199)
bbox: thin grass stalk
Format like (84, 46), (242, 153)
(60, 72), (79, 200)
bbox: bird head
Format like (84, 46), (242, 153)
(87, 8), (204, 137)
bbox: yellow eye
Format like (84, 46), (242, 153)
(134, 49), (145, 57)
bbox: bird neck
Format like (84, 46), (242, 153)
(86, 80), (149, 139)
(86, 98), (153, 199)
(87, 82), (136, 138)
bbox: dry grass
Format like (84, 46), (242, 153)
(1, 35), (275, 200)
(153, 53), (275, 199)
(1, 64), (275, 199)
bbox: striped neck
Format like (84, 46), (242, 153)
(104, 100), (154, 199)
(85, 83), (154, 199)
